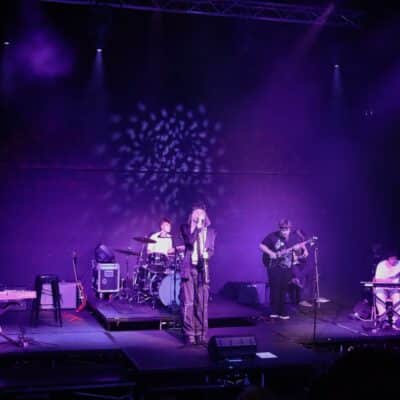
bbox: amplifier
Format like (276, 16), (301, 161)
(92, 263), (120, 293)
(41, 281), (77, 309)
(238, 282), (268, 305)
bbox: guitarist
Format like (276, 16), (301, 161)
(260, 219), (307, 319)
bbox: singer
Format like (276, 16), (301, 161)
(180, 203), (216, 345)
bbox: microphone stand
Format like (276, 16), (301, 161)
(170, 245), (180, 314)
(312, 245), (319, 342)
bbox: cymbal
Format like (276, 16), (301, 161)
(133, 236), (156, 244)
(114, 248), (140, 256)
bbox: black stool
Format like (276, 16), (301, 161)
(32, 274), (62, 327)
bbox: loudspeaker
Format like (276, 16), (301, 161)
(219, 281), (244, 299)
(41, 282), (77, 309)
(92, 262), (120, 293)
(238, 282), (268, 305)
(220, 281), (269, 305)
(208, 335), (257, 361)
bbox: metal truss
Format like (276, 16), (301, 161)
(40, 1), (363, 28)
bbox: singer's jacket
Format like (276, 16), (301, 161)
(180, 224), (216, 280)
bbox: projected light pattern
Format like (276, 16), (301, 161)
(96, 103), (225, 221)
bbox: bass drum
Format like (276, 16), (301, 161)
(151, 273), (181, 306)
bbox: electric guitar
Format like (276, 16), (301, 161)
(263, 236), (318, 268)
(72, 251), (87, 312)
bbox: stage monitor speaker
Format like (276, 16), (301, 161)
(208, 335), (257, 361)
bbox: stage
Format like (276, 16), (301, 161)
(1, 297), (400, 399)
(89, 294), (261, 331)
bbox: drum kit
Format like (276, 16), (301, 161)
(114, 236), (184, 309)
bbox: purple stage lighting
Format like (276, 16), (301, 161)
(96, 48), (103, 53)
(334, 64), (340, 69)
(3, 41), (10, 46)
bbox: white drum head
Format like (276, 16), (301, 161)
(159, 273), (181, 306)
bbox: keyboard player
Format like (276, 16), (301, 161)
(373, 249), (400, 320)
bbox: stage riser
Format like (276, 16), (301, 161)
(88, 297), (259, 331)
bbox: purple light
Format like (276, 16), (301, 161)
(96, 48), (103, 53)
(3, 41), (10, 46)
(334, 64), (340, 69)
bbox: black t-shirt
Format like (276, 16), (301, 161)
(261, 231), (299, 268)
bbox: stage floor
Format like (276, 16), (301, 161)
(1, 299), (399, 397)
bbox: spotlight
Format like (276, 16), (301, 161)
(3, 41), (10, 46)
(96, 48), (103, 53)
(334, 64), (340, 69)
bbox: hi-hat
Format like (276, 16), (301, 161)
(133, 236), (156, 244)
(114, 248), (140, 256)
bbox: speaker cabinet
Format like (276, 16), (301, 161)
(208, 335), (257, 361)
(238, 283), (268, 305)
(92, 263), (120, 293)
(41, 281), (77, 309)
(220, 281), (269, 305)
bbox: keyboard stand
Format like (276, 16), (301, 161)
(0, 325), (29, 348)
(0, 301), (31, 348)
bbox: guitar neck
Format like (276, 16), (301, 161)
(283, 239), (311, 254)
(72, 252), (79, 283)
(279, 237), (318, 258)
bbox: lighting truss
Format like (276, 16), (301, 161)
(40, 0), (363, 28)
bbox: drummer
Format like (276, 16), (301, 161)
(147, 217), (174, 256)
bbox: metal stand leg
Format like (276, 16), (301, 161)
(0, 325), (23, 347)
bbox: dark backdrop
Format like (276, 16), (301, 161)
(1, 2), (399, 303)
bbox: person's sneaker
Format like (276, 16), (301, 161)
(299, 300), (313, 307)
(279, 315), (290, 320)
(269, 314), (280, 319)
(316, 297), (330, 303)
